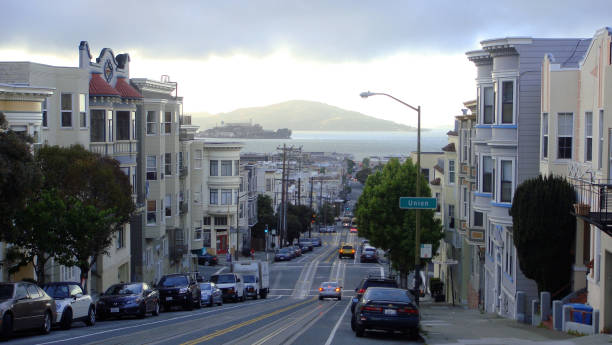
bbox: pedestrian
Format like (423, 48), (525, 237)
(226, 251), (231, 263)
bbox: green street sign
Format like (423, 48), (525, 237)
(399, 197), (437, 209)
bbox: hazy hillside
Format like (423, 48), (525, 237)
(188, 100), (415, 132)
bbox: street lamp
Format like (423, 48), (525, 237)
(360, 91), (422, 304)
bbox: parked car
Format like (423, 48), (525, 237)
(96, 282), (160, 319)
(156, 274), (201, 311)
(197, 253), (218, 266)
(274, 248), (293, 261)
(298, 240), (313, 251)
(309, 237), (322, 247)
(291, 245), (302, 257)
(351, 287), (420, 338)
(318, 282), (342, 301)
(41, 282), (95, 329)
(339, 245), (355, 259)
(210, 273), (244, 302)
(351, 275), (399, 312)
(199, 282), (223, 307)
(360, 246), (378, 263)
(298, 242), (310, 253)
(0, 282), (56, 339)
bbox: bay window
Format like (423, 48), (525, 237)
(146, 155), (157, 180)
(221, 160), (232, 176)
(210, 189), (218, 205)
(482, 86), (494, 124)
(90, 110), (105, 142)
(147, 200), (156, 225)
(221, 189), (232, 205)
(146, 111), (157, 135)
(210, 160), (218, 176)
(501, 81), (514, 123)
(500, 160), (513, 203)
(482, 156), (493, 193)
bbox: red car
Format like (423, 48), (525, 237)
(350, 227), (358, 233)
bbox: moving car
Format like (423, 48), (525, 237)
(298, 240), (313, 251)
(199, 282), (223, 307)
(352, 275), (399, 312)
(0, 282), (56, 339)
(42, 282), (95, 329)
(210, 273), (244, 302)
(157, 274), (201, 311)
(350, 227), (358, 233)
(197, 253), (218, 266)
(318, 282), (342, 300)
(309, 237), (322, 247)
(351, 287), (419, 338)
(360, 246), (378, 263)
(339, 245), (356, 259)
(274, 248), (293, 261)
(96, 282), (160, 319)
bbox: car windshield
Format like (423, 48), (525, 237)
(159, 276), (188, 287)
(365, 288), (411, 303)
(0, 285), (14, 300)
(342, 245), (353, 249)
(364, 248), (376, 252)
(243, 275), (256, 283)
(279, 248), (291, 254)
(105, 283), (142, 295)
(210, 275), (235, 284)
(43, 284), (70, 299)
(200, 283), (212, 290)
(321, 282), (337, 287)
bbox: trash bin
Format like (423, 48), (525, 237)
(567, 303), (593, 324)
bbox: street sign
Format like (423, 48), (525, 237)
(399, 197), (437, 209)
(420, 244), (432, 259)
(432, 259), (459, 265)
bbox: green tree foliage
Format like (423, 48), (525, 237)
(0, 112), (42, 240)
(345, 158), (355, 175)
(362, 157), (370, 168)
(36, 145), (134, 289)
(510, 174), (576, 293)
(285, 204), (316, 244)
(355, 167), (372, 184)
(355, 158), (442, 274)
(252, 194), (276, 238)
(318, 202), (336, 225)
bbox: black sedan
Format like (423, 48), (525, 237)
(96, 282), (160, 319)
(351, 287), (419, 338)
(0, 282), (56, 339)
(197, 253), (218, 266)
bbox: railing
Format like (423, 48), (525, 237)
(570, 177), (612, 232)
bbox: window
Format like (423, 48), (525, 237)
(194, 220), (202, 240)
(482, 156), (493, 193)
(90, 109), (105, 142)
(235, 160), (240, 176)
(266, 178), (272, 192)
(448, 205), (455, 229)
(147, 200), (156, 225)
(79, 94), (87, 128)
(116, 111), (130, 140)
(179, 152), (184, 170)
(107, 110), (113, 141)
(214, 216), (228, 226)
(203, 229), (211, 247)
(421, 168), (429, 181)
(558, 113), (573, 159)
(132, 111), (136, 140)
(210, 189), (218, 205)
(163, 112), (172, 134)
(116, 226), (125, 249)
(194, 150), (203, 169)
(500, 160), (513, 203)
(165, 194), (171, 217)
(165, 153), (172, 176)
(542, 113), (548, 159)
(462, 187), (468, 218)
(60, 93), (72, 127)
(146, 111), (157, 135)
(146, 155), (157, 180)
(448, 160), (455, 184)
(210, 160), (218, 176)
(473, 211), (483, 227)
(599, 110), (604, 169)
(482, 86), (494, 124)
(501, 81), (514, 123)
(221, 160), (232, 176)
(203, 216), (211, 225)
(461, 129), (469, 162)
(42, 99), (48, 127)
(585, 112), (593, 162)
(221, 189), (232, 205)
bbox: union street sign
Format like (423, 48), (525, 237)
(399, 197), (437, 209)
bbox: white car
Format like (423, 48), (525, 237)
(42, 282), (95, 329)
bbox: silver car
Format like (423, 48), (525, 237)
(318, 281), (342, 300)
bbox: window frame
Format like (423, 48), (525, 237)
(481, 85), (495, 124)
(557, 112), (574, 160)
(163, 111), (172, 134)
(448, 160), (455, 184)
(146, 110), (157, 135)
(164, 153), (172, 177)
(210, 189), (218, 205)
(499, 159), (514, 203)
(147, 200), (157, 225)
(221, 160), (232, 176)
(116, 111), (130, 141)
(165, 194), (172, 217)
(79, 93), (87, 128)
(499, 79), (516, 124)
(585, 111), (593, 162)
(146, 155), (157, 180)
(42, 99), (48, 128)
(221, 189), (232, 205)
(541, 113), (548, 159)
(60, 93), (73, 128)
(210, 160), (218, 176)
(194, 150), (203, 169)
(481, 155), (494, 194)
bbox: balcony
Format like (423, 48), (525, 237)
(90, 141), (138, 157)
(571, 177), (612, 236)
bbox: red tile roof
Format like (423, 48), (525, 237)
(115, 77), (142, 99)
(89, 73), (120, 97)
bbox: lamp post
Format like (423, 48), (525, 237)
(360, 91), (422, 304)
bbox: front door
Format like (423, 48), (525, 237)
(217, 234), (228, 254)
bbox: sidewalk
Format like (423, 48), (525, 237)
(419, 298), (612, 345)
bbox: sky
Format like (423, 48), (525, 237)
(2, 0), (612, 129)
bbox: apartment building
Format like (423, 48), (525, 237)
(541, 28), (612, 332)
(466, 36), (589, 319)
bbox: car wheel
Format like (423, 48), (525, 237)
(41, 311), (52, 334)
(152, 301), (160, 316)
(0, 313), (12, 340)
(355, 324), (365, 337)
(60, 308), (73, 330)
(85, 306), (96, 326)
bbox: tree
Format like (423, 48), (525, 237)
(355, 167), (372, 185)
(355, 158), (442, 276)
(0, 112), (42, 240)
(318, 202), (336, 225)
(362, 157), (370, 168)
(284, 204), (315, 244)
(36, 145), (134, 290)
(510, 174), (576, 293)
(345, 158), (355, 175)
(252, 194), (276, 239)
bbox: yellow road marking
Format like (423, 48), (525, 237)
(251, 304), (324, 345)
(180, 297), (316, 345)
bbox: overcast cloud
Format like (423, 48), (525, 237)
(3, 0), (612, 61)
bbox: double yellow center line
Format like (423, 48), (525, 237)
(180, 297), (316, 345)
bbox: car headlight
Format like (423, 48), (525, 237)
(179, 288), (189, 294)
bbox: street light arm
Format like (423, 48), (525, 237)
(360, 91), (419, 113)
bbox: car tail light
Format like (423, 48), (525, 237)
(319, 287), (323, 292)
(363, 306), (382, 312)
(351, 249), (355, 253)
(335, 288), (341, 292)
(358, 289), (366, 294)
(398, 307), (419, 315)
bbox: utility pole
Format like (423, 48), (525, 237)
(309, 177), (314, 237)
(280, 144), (287, 247)
(297, 178), (301, 206)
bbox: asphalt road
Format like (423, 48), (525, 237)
(5, 225), (419, 345)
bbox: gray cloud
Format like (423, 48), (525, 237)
(2, 0), (612, 61)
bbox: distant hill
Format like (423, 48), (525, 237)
(189, 100), (415, 132)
